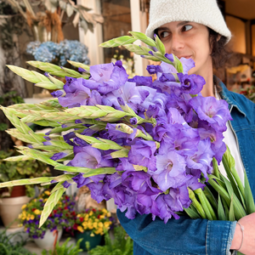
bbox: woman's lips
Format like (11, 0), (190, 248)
(178, 56), (192, 59)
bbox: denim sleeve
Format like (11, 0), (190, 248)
(117, 210), (237, 255)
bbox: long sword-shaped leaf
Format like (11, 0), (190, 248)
(221, 175), (246, 220)
(27, 61), (84, 78)
(194, 188), (215, 220)
(54, 164), (116, 177)
(99, 36), (137, 48)
(229, 195), (235, 221)
(188, 188), (206, 219)
(67, 60), (90, 73)
(217, 195), (226, 220)
(40, 183), (66, 227)
(222, 146), (245, 198)
(0, 176), (56, 188)
(128, 31), (156, 47)
(204, 186), (217, 210)
(244, 170), (255, 214)
(184, 206), (200, 219)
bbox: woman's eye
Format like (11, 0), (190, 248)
(159, 31), (170, 39)
(183, 25), (193, 32)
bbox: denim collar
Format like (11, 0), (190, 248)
(219, 80), (247, 117)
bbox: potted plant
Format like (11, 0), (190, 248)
(42, 237), (83, 255)
(19, 190), (76, 250)
(0, 150), (50, 228)
(88, 226), (133, 255)
(72, 208), (114, 251)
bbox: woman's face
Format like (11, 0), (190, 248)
(156, 21), (212, 76)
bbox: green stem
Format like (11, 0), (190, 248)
(188, 188), (206, 219)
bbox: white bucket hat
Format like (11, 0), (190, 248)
(146, 0), (232, 43)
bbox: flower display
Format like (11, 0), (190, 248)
(27, 40), (90, 66)
(73, 208), (113, 236)
(19, 190), (75, 238)
(1, 32), (255, 229)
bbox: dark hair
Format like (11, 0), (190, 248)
(208, 28), (232, 69)
(208, 28), (233, 92)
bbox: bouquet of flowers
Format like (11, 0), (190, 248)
(19, 190), (75, 238)
(1, 32), (255, 244)
(26, 40), (90, 66)
(73, 208), (113, 236)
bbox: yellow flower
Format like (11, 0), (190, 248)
(98, 222), (103, 228)
(34, 209), (41, 215)
(107, 212), (111, 217)
(21, 204), (27, 210)
(93, 222), (97, 228)
(89, 211), (93, 216)
(90, 233), (95, 237)
(82, 222), (88, 229)
(104, 221), (112, 229)
(30, 215), (35, 220)
(99, 215), (104, 219)
(88, 221), (93, 230)
(43, 199), (48, 203)
(44, 191), (51, 196)
(77, 226), (84, 233)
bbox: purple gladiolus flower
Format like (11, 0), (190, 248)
(189, 96), (232, 127)
(128, 76), (153, 87)
(186, 139), (214, 179)
(78, 67), (86, 73)
(43, 141), (52, 146)
(69, 146), (113, 168)
(82, 62), (128, 94)
(116, 158), (135, 171)
(164, 53), (174, 62)
(63, 181), (71, 188)
(58, 77), (91, 108)
(128, 140), (157, 172)
(130, 117), (138, 125)
(146, 65), (162, 75)
(51, 90), (65, 97)
(177, 73), (205, 94)
(51, 152), (68, 161)
(153, 151), (187, 191)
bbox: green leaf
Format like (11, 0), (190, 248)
(54, 165), (116, 177)
(40, 183), (66, 227)
(7, 65), (41, 83)
(67, 60), (90, 72)
(128, 31), (156, 47)
(188, 188), (206, 219)
(204, 186), (217, 210)
(244, 170), (255, 214)
(222, 146), (245, 198)
(184, 207), (200, 219)
(35, 81), (62, 90)
(221, 174), (246, 220)
(229, 194), (235, 221)
(208, 175), (230, 206)
(217, 195), (226, 220)
(194, 188), (215, 220)
(212, 158), (220, 178)
(154, 34), (166, 55)
(100, 36), (137, 48)
(110, 149), (129, 158)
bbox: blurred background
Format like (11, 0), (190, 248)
(0, 0), (254, 254)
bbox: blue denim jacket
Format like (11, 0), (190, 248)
(118, 82), (255, 255)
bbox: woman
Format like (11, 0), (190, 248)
(117, 0), (255, 254)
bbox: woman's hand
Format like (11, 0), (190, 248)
(230, 213), (255, 254)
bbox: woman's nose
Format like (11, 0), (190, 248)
(169, 33), (184, 53)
